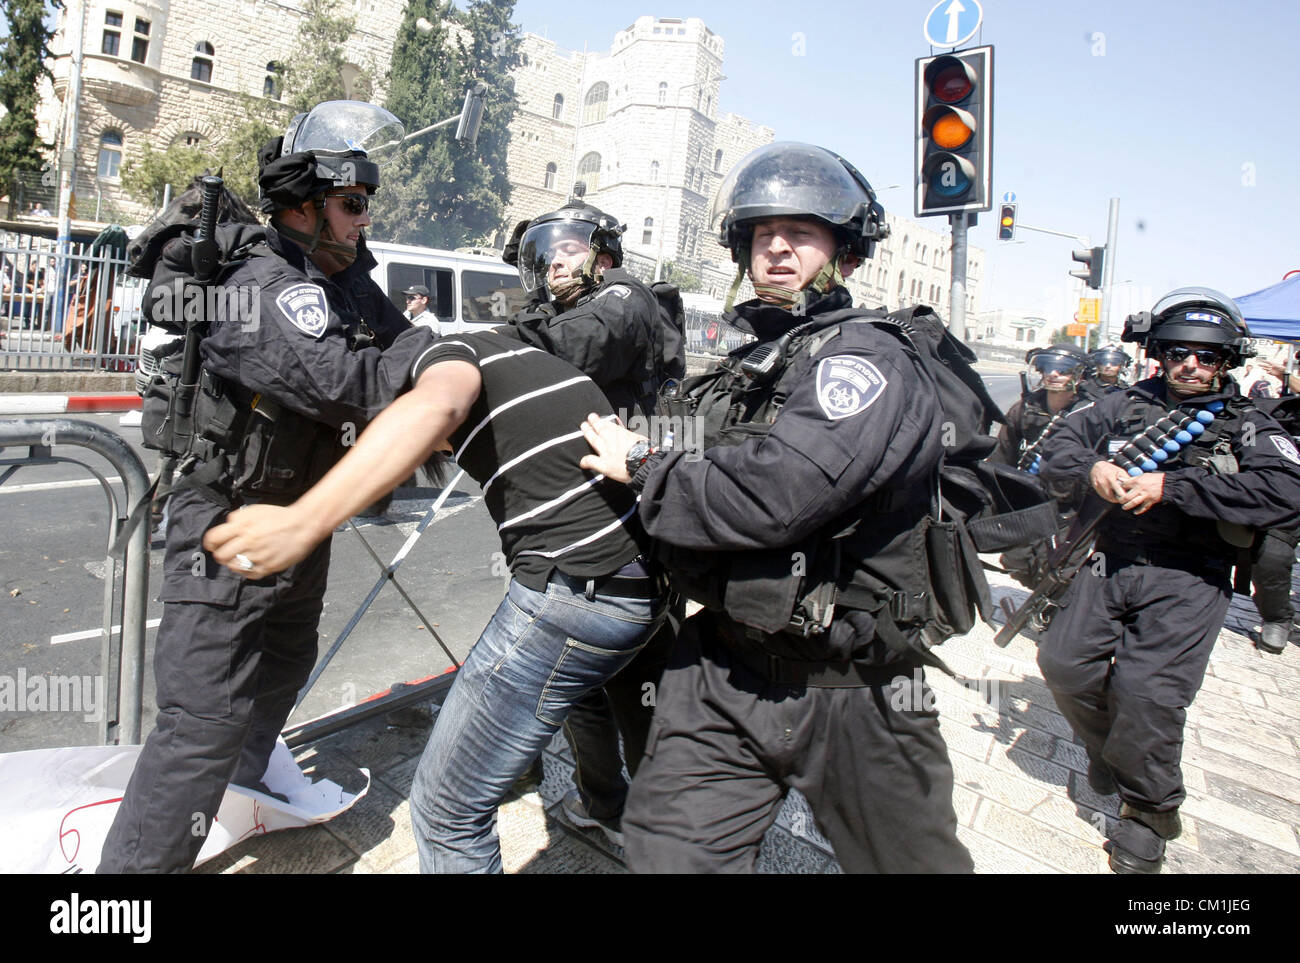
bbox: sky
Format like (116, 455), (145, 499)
(509, 0), (1300, 332)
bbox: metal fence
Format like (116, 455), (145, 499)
(683, 304), (753, 357)
(1, 230), (146, 372)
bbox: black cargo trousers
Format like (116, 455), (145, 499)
(98, 489), (330, 873)
(1037, 553), (1232, 863)
(621, 610), (974, 873)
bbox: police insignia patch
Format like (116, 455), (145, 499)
(275, 283), (329, 339)
(1271, 434), (1300, 464)
(815, 355), (887, 420)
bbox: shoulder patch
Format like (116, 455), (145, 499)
(815, 355), (888, 420)
(275, 283), (330, 339)
(594, 285), (631, 301)
(1271, 434), (1300, 465)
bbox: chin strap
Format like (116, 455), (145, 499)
(274, 197), (358, 269)
(739, 249), (850, 313)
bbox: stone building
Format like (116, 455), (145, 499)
(36, 6), (983, 321)
(503, 15), (982, 318)
(39, 0), (405, 221)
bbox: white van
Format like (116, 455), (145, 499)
(366, 241), (529, 335)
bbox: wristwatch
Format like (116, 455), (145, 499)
(625, 440), (655, 478)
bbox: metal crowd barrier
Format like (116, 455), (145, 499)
(0, 419), (150, 744)
(683, 304), (754, 357)
(1, 230), (146, 372)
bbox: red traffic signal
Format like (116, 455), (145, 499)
(915, 46), (993, 217)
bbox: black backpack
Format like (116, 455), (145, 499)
(649, 280), (688, 383)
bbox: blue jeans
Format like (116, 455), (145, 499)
(409, 570), (665, 873)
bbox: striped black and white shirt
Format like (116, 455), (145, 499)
(410, 331), (647, 590)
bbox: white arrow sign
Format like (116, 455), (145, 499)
(924, 0), (984, 49)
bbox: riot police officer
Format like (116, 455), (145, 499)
(1037, 288), (1300, 874)
(991, 343), (1091, 600)
(99, 101), (434, 872)
(503, 201), (681, 845)
(1082, 343), (1133, 396)
(991, 343), (1091, 470)
(579, 142), (973, 873)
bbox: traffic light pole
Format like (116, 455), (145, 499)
(950, 212), (972, 340)
(1100, 197), (1120, 342)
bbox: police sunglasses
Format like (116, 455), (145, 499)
(326, 192), (369, 215)
(1162, 345), (1223, 366)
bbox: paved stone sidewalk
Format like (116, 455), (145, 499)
(197, 570), (1300, 874)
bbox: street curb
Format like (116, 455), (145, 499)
(0, 393), (142, 415)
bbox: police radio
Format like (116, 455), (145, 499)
(740, 319), (823, 382)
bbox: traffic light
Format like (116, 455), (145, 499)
(997, 202), (1017, 241)
(1070, 246), (1105, 289)
(915, 45), (993, 217)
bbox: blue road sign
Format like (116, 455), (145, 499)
(1003, 191), (1016, 203)
(924, 0), (984, 49)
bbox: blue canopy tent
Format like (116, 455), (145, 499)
(1236, 275), (1300, 341)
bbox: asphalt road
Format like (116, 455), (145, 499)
(0, 364), (1026, 753)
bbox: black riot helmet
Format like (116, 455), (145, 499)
(709, 142), (889, 262)
(1122, 286), (1254, 368)
(1089, 344), (1132, 370)
(1026, 342), (1090, 392)
(515, 201), (625, 300)
(257, 101), (404, 214)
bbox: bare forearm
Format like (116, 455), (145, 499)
(293, 367), (476, 539)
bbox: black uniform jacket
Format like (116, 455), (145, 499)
(1039, 377), (1300, 553)
(508, 269), (661, 420)
(636, 288), (947, 662)
(200, 226), (434, 430)
(992, 388), (1069, 467)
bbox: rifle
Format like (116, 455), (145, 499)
(110, 175), (224, 558)
(994, 400), (1225, 646)
(171, 174), (223, 473)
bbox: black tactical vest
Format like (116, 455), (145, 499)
(656, 310), (975, 666)
(1096, 382), (1251, 559)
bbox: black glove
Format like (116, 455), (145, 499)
(502, 218), (531, 267)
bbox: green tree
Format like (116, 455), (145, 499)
(661, 259), (704, 294)
(120, 140), (208, 208)
(0, 0), (60, 189)
(370, 0), (519, 249)
(280, 0), (365, 113)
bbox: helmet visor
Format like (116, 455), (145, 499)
(1031, 356), (1085, 376)
(709, 141), (870, 237)
(290, 101), (406, 166)
(517, 220), (596, 294)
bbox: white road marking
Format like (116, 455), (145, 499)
(51, 618), (162, 645)
(0, 477), (123, 495)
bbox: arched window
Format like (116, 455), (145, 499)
(543, 162), (556, 190)
(263, 61), (283, 100)
(658, 82), (667, 106)
(552, 93), (564, 120)
(713, 149), (722, 172)
(583, 82), (608, 124)
(97, 130), (123, 179)
(650, 160), (659, 183)
(577, 152), (601, 192)
(191, 41), (213, 83)
(642, 217), (654, 245)
(897, 272), (906, 295)
(175, 131), (203, 148)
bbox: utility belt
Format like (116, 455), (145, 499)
(716, 618), (915, 688)
(1094, 539), (1232, 576)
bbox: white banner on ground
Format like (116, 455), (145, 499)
(0, 739), (367, 873)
